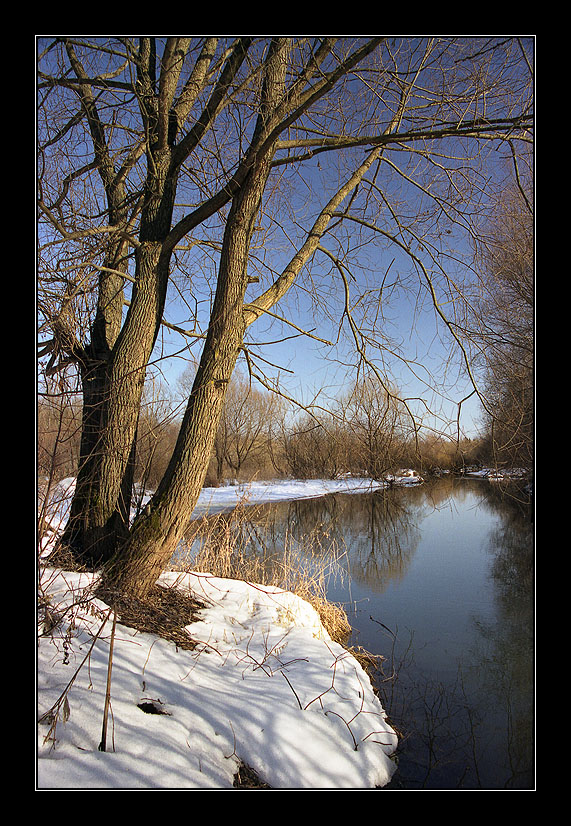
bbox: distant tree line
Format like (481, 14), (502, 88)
(470, 180), (533, 471)
(38, 365), (493, 497)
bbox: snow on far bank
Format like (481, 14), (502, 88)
(38, 474), (422, 558)
(37, 567), (399, 789)
(463, 467), (530, 481)
(191, 476), (388, 516)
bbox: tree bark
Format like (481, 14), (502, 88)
(101, 167), (268, 596)
(99, 40), (289, 598)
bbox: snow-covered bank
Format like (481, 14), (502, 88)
(37, 475), (406, 789)
(463, 467), (530, 481)
(190, 476), (388, 516)
(37, 568), (398, 789)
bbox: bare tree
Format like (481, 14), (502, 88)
(37, 37), (533, 598)
(214, 372), (283, 481)
(281, 413), (345, 479)
(472, 181), (534, 467)
(338, 374), (412, 479)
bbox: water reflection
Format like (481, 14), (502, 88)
(281, 491), (422, 592)
(183, 477), (534, 789)
(455, 488), (534, 789)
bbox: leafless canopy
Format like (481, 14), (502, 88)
(37, 37), (533, 593)
(38, 37), (532, 407)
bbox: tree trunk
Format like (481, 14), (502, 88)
(57, 221), (133, 566)
(100, 188), (261, 597)
(58, 359), (135, 567)
(57, 147), (177, 567)
(99, 42), (289, 599)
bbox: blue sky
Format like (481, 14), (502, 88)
(151, 227), (486, 440)
(38, 38), (529, 442)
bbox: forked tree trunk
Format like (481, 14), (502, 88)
(98, 42), (288, 599)
(57, 149), (177, 568)
(100, 197), (255, 598)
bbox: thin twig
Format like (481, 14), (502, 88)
(281, 672), (303, 710)
(99, 610), (117, 752)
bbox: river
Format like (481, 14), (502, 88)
(185, 475), (535, 790)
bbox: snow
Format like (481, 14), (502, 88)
(463, 466), (529, 479)
(190, 476), (389, 516)
(37, 476), (402, 789)
(39, 475), (421, 558)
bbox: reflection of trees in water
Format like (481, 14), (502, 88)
(255, 490), (426, 594)
(459, 624), (534, 787)
(225, 479), (498, 595)
(252, 497), (345, 560)
(485, 483), (533, 609)
(346, 478), (489, 593)
(459, 484), (534, 788)
(380, 479), (534, 789)
(382, 668), (486, 789)
(345, 491), (421, 593)
(190, 489), (425, 595)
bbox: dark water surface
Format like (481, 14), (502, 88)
(200, 476), (534, 790)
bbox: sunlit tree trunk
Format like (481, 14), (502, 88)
(100, 43), (285, 598)
(60, 143), (177, 565)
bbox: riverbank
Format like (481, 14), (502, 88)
(37, 469), (530, 790)
(38, 566), (399, 789)
(38, 476), (408, 789)
(38, 474), (421, 558)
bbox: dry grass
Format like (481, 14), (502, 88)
(104, 584), (206, 650)
(39, 491), (353, 646)
(173, 502), (352, 644)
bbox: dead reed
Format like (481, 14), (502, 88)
(173, 501), (352, 644)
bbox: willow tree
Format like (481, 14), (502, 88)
(37, 37), (533, 598)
